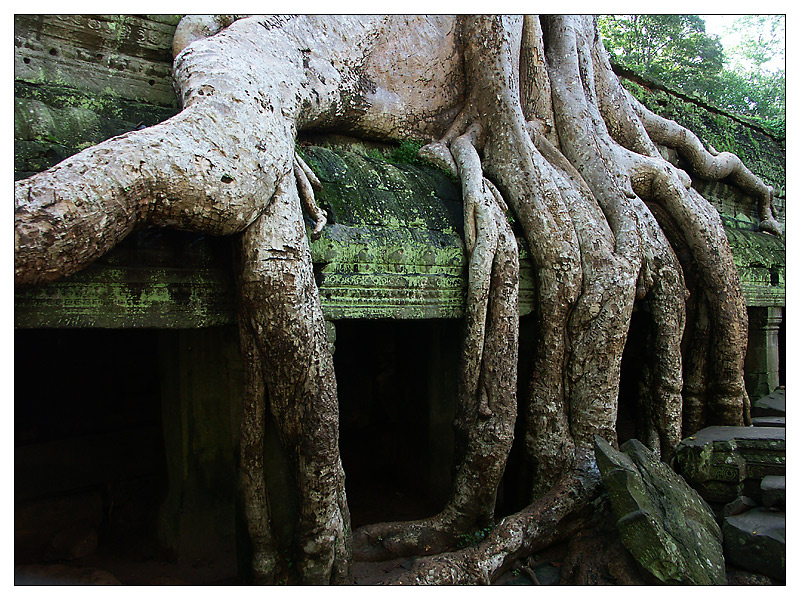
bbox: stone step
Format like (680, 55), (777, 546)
(722, 507), (785, 581)
(751, 416), (785, 428)
(760, 475), (786, 509)
(752, 388), (785, 418)
(674, 426), (785, 504)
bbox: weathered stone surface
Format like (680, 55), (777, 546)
(726, 231), (785, 308)
(760, 475), (785, 509)
(722, 508), (785, 581)
(673, 426), (785, 504)
(14, 15), (179, 107)
(751, 416), (785, 428)
(15, 564), (121, 585)
(752, 388), (786, 417)
(14, 15), (180, 181)
(722, 496), (758, 517)
(14, 230), (237, 328)
(595, 436), (726, 585)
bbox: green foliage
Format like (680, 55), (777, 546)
(598, 15), (724, 97)
(457, 526), (493, 548)
(712, 16), (785, 130)
(599, 15), (785, 134)
(389, 139), (426, 165)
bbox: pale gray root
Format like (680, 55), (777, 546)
(237, 170), (350, 583)
(627, 91), (782, 236)
(353, 123), (520, 561)
(172, 15), (248, 58)
(237, 320), (280, 582)
(681, 291), (713, 434)
(539, 15), (646, 463)
(460, 15), (584, 497)
(580, 19), (748, 430)
(527, 125), (637, 456)
(13, 101), (286, 286)
(630, 157), (749, 425)
(383, 448), (601, 585)
(294, 154), (327, 240)
(519, 15), (559, 148)
(626, 202), (687, 459)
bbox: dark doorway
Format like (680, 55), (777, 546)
(15, 328), (166, 581)
(334, 319), (459, 528)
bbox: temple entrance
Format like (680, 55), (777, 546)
(15, 327), (242, 584)
(334, 319), (459, 528)
(15, 328), (166, 581)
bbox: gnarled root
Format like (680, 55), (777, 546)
(382, 448), (601, 585)
(627, 91), (782, 236)
(354, 121), (520, 562)
(237, 170), (350, 584)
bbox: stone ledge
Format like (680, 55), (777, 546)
(14, 146), (784, 327)
(674, 426), (786, 504)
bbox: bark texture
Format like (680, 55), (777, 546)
(14, 14), (769, 584)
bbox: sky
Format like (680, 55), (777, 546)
(700, 14), (786, 74)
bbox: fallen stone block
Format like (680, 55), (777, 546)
(722, 507), (785, 581)
(751, 389), (785, 418)
(760, 476), (785, 509)
(673, 426), (785, 504)
(595, 436), (726, 585)
(722, 496), (758, 517)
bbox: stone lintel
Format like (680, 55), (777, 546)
(14, 147), (785, 328)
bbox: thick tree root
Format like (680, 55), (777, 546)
(354, 122), (520, 562)
(237, 171), (350, 583)
(628, 92), (782, 236)
(379, 449), (601, 585)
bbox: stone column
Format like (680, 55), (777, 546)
(744, 307), (782, 400)
(157, 326), (242, 568)
(325, 320), (336, 355)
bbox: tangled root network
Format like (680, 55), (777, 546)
(15, 15), (775, 584)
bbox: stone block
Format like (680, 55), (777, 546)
(722, 496), (758, 517)
(722, 507), (785, 581)
(673, 426), (785, 504)
(595, 436), (726, 585)
(751, 416), (785, 428)
(760, 475), (785, 508)
(752, 388), (785, 418)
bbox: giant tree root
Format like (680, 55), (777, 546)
(379, 449), (601, 585)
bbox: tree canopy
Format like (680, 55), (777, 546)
(598, 15), (785, 133)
